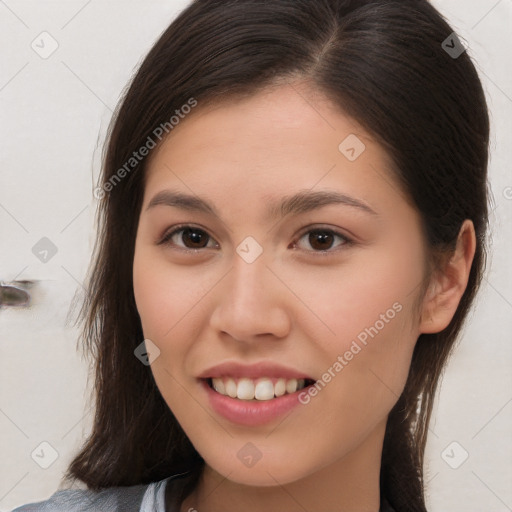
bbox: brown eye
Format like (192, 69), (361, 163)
(295, 228), (350, 253)
(160, 226), (217, 250)
(308, 231), (335, 251)
(180, 228), (209, 248)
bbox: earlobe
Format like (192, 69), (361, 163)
(419, 220), (476, 334)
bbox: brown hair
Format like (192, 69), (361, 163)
(65, 1), (490, 510)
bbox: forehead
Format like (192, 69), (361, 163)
(143, 83), (406, 212)
(149, 83), (368, 164)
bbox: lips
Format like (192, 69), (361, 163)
(197, 361), (315, 381)
(198, 361), (316, 406)
(200, 376), (316, 427)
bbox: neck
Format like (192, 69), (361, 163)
(179, 418), (387, 512)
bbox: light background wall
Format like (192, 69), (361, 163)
(0, 1), (510, 510)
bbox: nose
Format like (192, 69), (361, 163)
(209, 252), (292, 344)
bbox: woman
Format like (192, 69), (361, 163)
(14, 0), (490, 510)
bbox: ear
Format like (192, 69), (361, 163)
(419, 220), (476, 334)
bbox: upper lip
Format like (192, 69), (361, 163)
(197, 361), (315, 381)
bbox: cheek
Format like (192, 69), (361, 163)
(133, 262), (168, 339)
(133, 245), (201, 339)
(132, 248), (200, 403)
(278, 243), (424, 414)
(132, 245), (215, 394)
(277, 243), (423, 352)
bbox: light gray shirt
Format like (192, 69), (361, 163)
(11, 473), (184, 512)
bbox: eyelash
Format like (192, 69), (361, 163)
(157, 224), (353, 257)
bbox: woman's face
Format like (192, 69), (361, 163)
(133, 83), (428, 486)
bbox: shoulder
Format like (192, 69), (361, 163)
(10, 475), (173, 512)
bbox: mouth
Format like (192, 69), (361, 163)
(204, 376), (317, 401)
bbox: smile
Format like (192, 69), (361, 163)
(207, 377), (314, 401)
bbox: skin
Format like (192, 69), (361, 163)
(132, 81), (475, 512)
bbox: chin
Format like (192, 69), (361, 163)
(203, 451), (315, 487)
(219, 467), (304, 487)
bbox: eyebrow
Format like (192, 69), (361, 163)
(145, 189), (378, 219)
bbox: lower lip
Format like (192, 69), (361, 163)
(201, 379), (307, 427)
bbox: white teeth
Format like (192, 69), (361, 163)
(237, 378), (255, 400)
(225, 378), (238, 398)
(274, 378), (286, 397)
(212, 378), (225, 395)
(286, 378), (298, 394)
(254, 379), (275, 401)
(210, 377), (309, 401)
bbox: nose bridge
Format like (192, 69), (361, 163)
(210, 246), (290, 340)
(226, 250), (273, 315)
